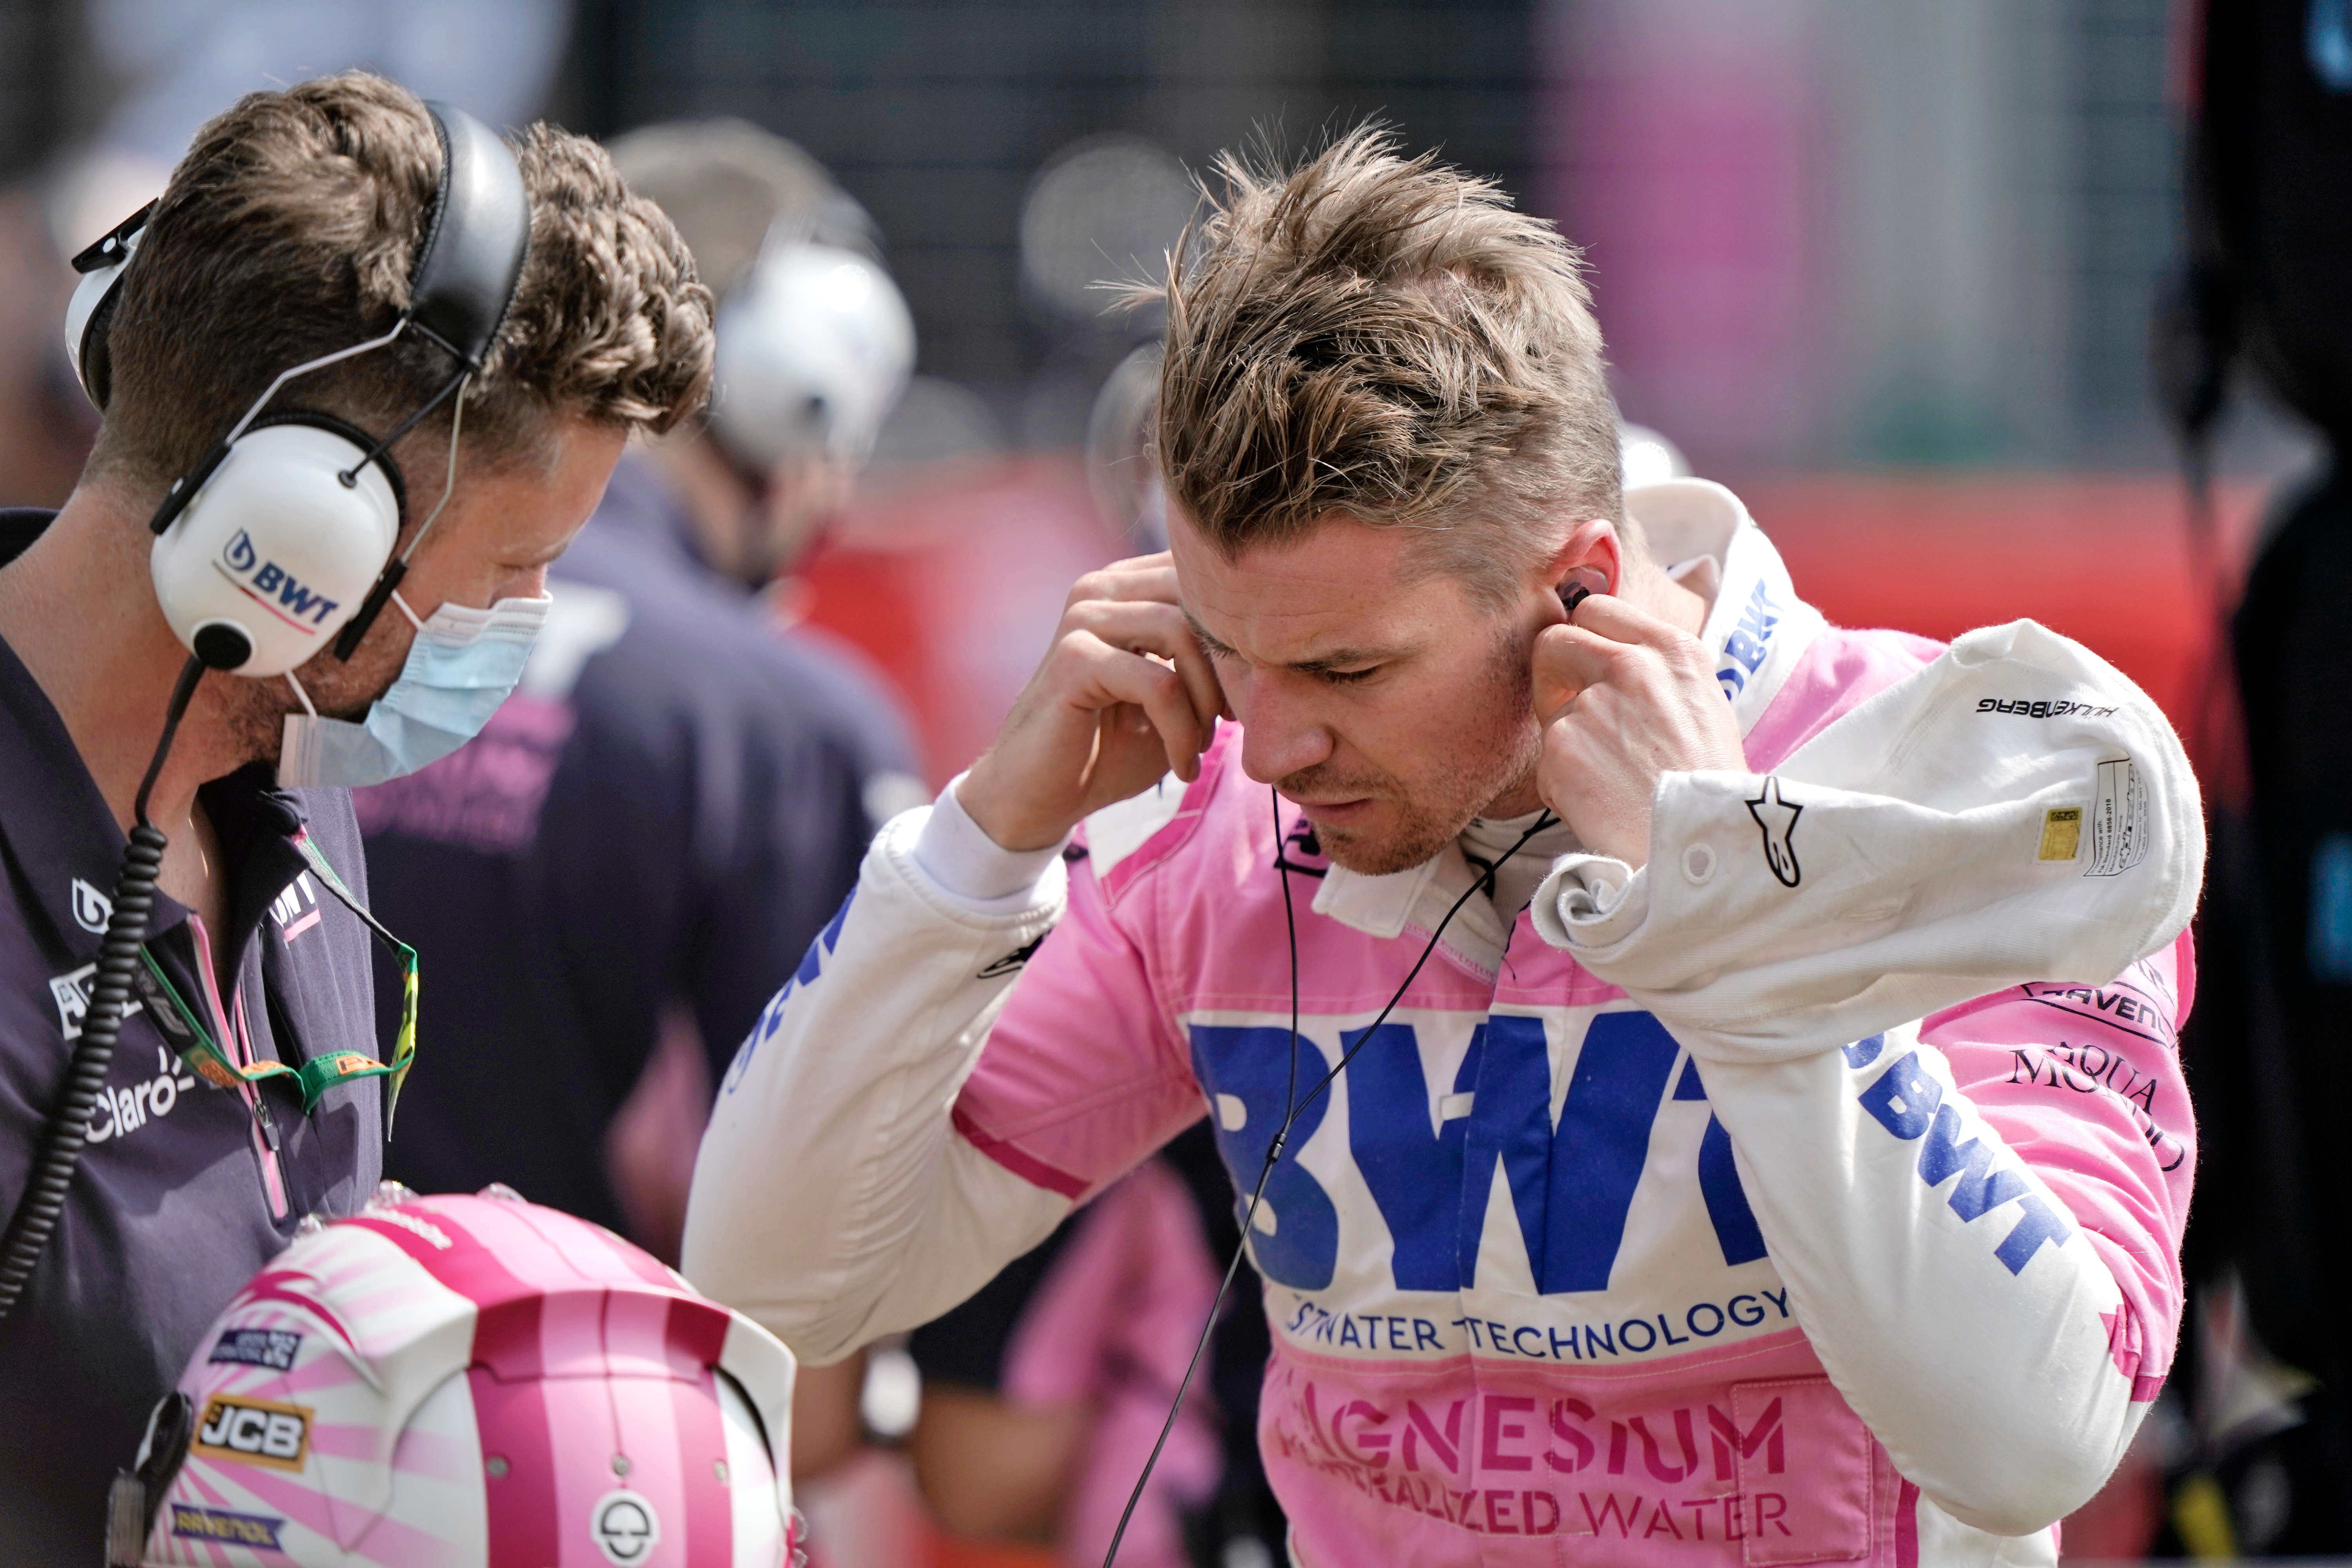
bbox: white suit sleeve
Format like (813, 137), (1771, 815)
(681, 797), (1075, 1364)
(1530, 619), (2201, 1533)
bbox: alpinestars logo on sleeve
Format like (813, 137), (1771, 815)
(978, 931), (1048, 979)
(1746, 777), (1802, 887)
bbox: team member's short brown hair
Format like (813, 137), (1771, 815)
(1151, 127), (1622, 609)
(87, 71), (714, 493)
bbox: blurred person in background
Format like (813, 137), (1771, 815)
(906, 1147), (1220, 1568)
(607, 120), (913, 599)
(0, 0), (575, 510)
(351, 115), (921, 1485)
(2150, 0), (2352, 1553)
(906, 1123), (1287, 1568)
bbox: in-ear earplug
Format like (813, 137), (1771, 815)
(1557, 566), (1611, 615)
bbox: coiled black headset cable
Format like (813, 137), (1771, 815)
(1101, 786), (1558, 1565)
(0, 653), (208, 1323)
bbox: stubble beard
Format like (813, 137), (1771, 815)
(1284, 628), (1541, 877)
(212, 626), (411, 773)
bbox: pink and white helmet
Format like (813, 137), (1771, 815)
(108, 1186), (801, 1567)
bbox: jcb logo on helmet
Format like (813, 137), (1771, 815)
(192, 1393), (312, 1471)
(217, 528), (341, 628)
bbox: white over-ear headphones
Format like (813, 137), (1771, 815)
(709, 241), (915, 472)
(143, 417), (406, 675)
(64, 101), (532, 677)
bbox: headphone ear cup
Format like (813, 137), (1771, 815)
(149, 423), (402, 677)
(62, 202), (153, 410)
(63, 265), (127, 412)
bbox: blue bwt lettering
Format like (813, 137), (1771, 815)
(1918, 1103), (2031, 1221)
(1334, 1012), (1771, 1294)
(1349, 1022), (1481, 1290)
(1463, 1011), (1679, 1294)
(1858, 1050), (2073, 1274)
(1190, 1024), (1342, 1289)
(1697, 1115), (1768, 1265)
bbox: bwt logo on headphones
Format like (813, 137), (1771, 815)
(218, 529), (340, 629)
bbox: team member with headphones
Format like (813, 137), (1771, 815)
(0, 71), (711, 1553)
(354, 118), (922, 1266)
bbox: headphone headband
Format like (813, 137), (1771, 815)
(66, 100), (529, 416)
(64, 202), (155, 412)
(408, 103), (531, 372)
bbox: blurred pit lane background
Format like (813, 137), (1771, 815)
(0, 2), (2327, 1563)
(0, 0), (2311, 787)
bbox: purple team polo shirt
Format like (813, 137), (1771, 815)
(0, 509), (384, 1559)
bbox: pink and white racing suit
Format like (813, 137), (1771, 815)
(686, 479), (2203, 1566)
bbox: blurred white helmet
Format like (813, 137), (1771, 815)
(1085, 341), (1168, 553)
(711, 242), (916, 471)
(1618, 421), (1692, 490)
(109, 1186), (801, 1567)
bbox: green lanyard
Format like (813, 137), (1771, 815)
(137, 832), (419, 1130)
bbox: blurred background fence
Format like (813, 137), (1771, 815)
(0, 0), (2314, 786)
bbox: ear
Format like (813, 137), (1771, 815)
(1541, 519), (1625, 599)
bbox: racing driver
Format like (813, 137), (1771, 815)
(684, 129), (2201, 1565)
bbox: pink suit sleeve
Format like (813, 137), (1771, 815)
(950, 838), (1209, 1204)
(1918, 929), (2197, 1400)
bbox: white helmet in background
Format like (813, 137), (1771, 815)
(108, 1186), (802, 1567)
(1086, 341), (1168, 553)
(711, 242), (916, 470)
(1618, 421), (1693, 490)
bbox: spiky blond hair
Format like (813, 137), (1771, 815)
(1149, 127), (1624, 609)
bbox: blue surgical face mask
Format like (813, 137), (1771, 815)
(278, 589), (552, 788)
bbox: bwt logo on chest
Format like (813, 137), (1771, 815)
(220, 530), (340, 626)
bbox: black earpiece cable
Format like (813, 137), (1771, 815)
(1101, 788), (1559, 1565)
(0, 654), (208, 1323)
